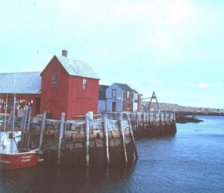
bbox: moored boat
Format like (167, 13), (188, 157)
(0, 130), (40, 170)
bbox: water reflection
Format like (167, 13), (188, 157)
(0, 163), (136, 193)
(1, 116), (224, 193)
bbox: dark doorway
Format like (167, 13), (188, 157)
(112, 102), (116, 112)
(35, 98), (40, 114)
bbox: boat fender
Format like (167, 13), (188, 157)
(2, 139), (7, 149)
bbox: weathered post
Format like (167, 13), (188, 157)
(118, 113), (128, 163)
(21, 109), (26, 131)
(136, 112), (139, 130)
(143, 112), (145, 129)
(85, 112), (91, 167)
(27, 107), (32, 131)
(153, 111), (157, 136)
(127, 113), (138, 160)
(39, 112), (47, 148)
(159, 112), (163, 135)
(103, 115), (110, 166)
(149, 111), (151, 125)
(164, 111), (167, 124)
(23, 108), (28, 131)
(58, 112), (65, 165)
(145, 112), (148, 129)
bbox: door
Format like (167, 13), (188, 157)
(112, 102), (116, 112)
(35, 98), (40, 114)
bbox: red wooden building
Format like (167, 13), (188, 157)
(0, 50), (100, 120)
(40, 50), (100, 119)
(0, 72), (41, 116)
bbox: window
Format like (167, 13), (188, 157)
(112, 89), (116, 98)
(127, 91), (130, 99)
(52, 72), (58, 87)
(83, 79), (87, 89)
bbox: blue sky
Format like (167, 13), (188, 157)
(1, 0), (224, 108)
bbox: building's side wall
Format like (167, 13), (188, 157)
(106, 84), (123, 112)
(98, 100), (106, 113)
(0, 93), (40, 116)
(132, 93), (138, 112)
(40, 58), (69, 119)
(122, 91), (134, 112)
(67, 76), (99, 119)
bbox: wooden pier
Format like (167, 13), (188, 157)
(104, 111), (176, 138)
(28, 111), (176, 168)
(30, 112), (138, 168)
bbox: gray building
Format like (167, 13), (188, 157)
(98, 85), (109, 113)
(98, 83), (141, 113)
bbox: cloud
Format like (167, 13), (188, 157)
(193, 82), (224, 89)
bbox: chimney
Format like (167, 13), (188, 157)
(62, 50), (68, 57)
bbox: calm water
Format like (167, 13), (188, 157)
(0, 116), (224, 193)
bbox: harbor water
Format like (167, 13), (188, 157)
(0, 116), (224, 193)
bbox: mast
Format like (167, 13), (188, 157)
(12, 93), (16, 131)
(3, 94), (8, 132)
(12, 74), (16, 131)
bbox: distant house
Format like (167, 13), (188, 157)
(40, 50), (100, 119)
(98, 85), (109, 113)
(0, 50), (100, 120)
(0, 72), (41, 116)
(105, 83), (141, 112)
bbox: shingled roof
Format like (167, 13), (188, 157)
(0, 72), (41, 94)
(54, 55), (100, 80)
(113, 83), (134, 92)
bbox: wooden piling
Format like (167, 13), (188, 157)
(118, 113), (128, 163)
(58, 112), (65, 165)
(143, 112), (145, 129)
(159, 113), (163, 135)
(136, 112), (139, 130)
(103, 116), (110, 165)
(23, 109), (28, 131)
(27, 107), (32, 131)
(127, 113), (138, 160)
(39, 112), (47, 148)
(85, 112), (90, 167)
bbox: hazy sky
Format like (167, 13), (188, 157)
(1, 0), (224, 108)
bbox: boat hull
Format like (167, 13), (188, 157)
(0, 151), (39, 170)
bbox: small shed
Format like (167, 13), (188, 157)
(0, 72), (41, 116)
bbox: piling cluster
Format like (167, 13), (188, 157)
(29, 111), (176, 168)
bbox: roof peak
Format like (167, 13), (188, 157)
(54, 55), (100, 80)
(112, 83), (134, 92)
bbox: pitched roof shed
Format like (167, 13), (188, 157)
(0, 72), (41, 94)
